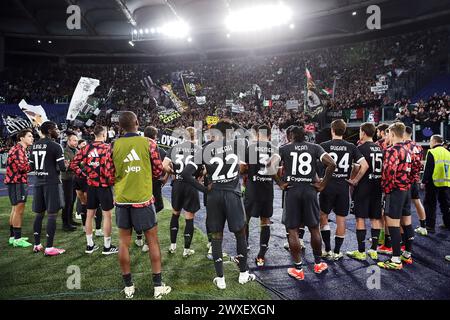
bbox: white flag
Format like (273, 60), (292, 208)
(18, 99), (48, 127)
(196, 96), (206, 105)
(67, 77), (100, 121)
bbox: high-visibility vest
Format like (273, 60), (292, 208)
(428, 146), (450, 187)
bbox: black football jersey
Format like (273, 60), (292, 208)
(201, 138), (246, 192)
(357, 141), (383, 186)
(279, 142), (326, 184)
(320, 139), (364, 181)
(245, 141), (276, 199)
(166, 141), (202, 180)
(30, 138), (66, 186)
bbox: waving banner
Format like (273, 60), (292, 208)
(67, 77), (100, 121)
(18, 99), (49, 127)
(2, 115), (32, 134)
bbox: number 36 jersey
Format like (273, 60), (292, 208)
(166, 141), (202, 181)
(279, 142), (326, 184)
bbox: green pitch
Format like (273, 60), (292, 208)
(0, 196), (270, 300)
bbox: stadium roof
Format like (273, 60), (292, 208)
(2, 0), (450, 61)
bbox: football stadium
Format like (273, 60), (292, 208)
(0, 0), (450, 310)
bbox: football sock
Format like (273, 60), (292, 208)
(104, 236), (111, 249)
(385, 234), (392, 248)
(81, 205), (87, 226)
(356, 229), (366, 253)
(370, 229), (381, 251)
(33, 212), (45, 245)
(86, 234), (94, 246)
(419, 219), (426, 228)
(403, 224), (414, 254)
(170, 214), (179, 244)
(10, 225), (14, 238)
(123, 273), (133, 287)
(258, 225), (270, 258)
(13, 227), (22, 240)
(334, 235), (344, 254)
(46, 214), (57, 248)
(388, 226), (402, 258)
(320, 225), (331, 252)
(235, 231), (248, 272)
(211, 238), (224, 277)
(152, 273), (162, 287)
(184, 219), (194, 249)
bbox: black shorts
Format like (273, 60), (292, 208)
(319, 182), (350, 216)
(32, 184), (65, 214)
(284, 184), (320, 229)
(206, 189), (246, 233)
(153, 179), (164, 213)
(410, 182), (420, 200)
(73, 177), (88, 192)
(116, 204), (157, 232)
(7, 183), (28, 205)
(171, 180), (200, 213)
(352, 186), (382, 220)
(244, 196), (273, 218)
(86, 186), (114, 211)
(384, 189), (411, 219)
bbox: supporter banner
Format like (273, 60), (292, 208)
(370, 85), (388, 93)
(285, 99), (299, 110)
(111, 111), (123, 123)
(161, 84), (188, 113)
(225, 99), (234, 107)
(231, 103), (245, 113)
(67, 77), (100, 121)
(271, 95), (280, 100)
(18, 99), (49, 127)
(196, 96), (206, 105)
(349, 108), (364, 120)
(158, 110), (181, 124)
(1, 115), (32, 134)
(73, 96), (101, 127)
(157, 129), (183, 150)
(326, 110), (343, 119)
(206, 116), (219, 125)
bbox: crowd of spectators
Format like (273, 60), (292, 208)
(0, 27), (448, 135)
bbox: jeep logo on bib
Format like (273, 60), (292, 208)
(125, 166), (141, 173)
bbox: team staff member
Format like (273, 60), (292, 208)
(70, 125), (118, 255)
(73, 139), (88, 230)
(61, 131), (79, 232)
(31, 121), (67, 256)
(111, 111), (171, 299)
(378, 122), (414, 270)
(422, 134), (450, 233)
(5, 129), (34, 248)
(403, 127), (427, 236)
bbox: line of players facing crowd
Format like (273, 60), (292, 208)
(4, 112), (449, 297)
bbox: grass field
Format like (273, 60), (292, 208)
(0, 196), (270, 300)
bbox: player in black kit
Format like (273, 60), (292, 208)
(163, 127), (202, 258)
(242, 124), (277, 267)
(346, 123), (383, 261)
(272, 125), (336, 280)
(181, 120), (256, 290)
(319, 119), (368, 261)
(30, 121), (67, 256)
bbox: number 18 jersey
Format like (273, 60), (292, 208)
(279, 141), (326, 184)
